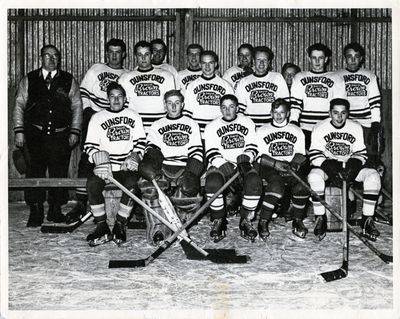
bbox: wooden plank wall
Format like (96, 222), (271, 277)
(7, 8), (392, 201)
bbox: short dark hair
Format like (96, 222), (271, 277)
(343, 42), (366, 58)
(238, 43), (254, 56)
(186, 43), (204, 55)
(164, 89), (184, 103)
(281, 63), (301, 74)
(41, 45), (60, 57)
(220, 94), (238, 106)
(107, 82), (126, 98)
(150, 38), (167, 51)
(106, 38), (126, 53)
(271, 98), (290, 112)
(253, 46), (274, 61)
(134, 40), (152, 55)
(329, 98), (350, 111)
(307, 43), (332, 58)
(200, 50), (219, 64)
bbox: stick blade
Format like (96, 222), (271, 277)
(379, 253), (393, 264)
(40, 224), (76, 233)
(108, 259), (147, 268)
(321, 262), (348, 282)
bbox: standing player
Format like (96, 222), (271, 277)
(281, 63), (301, 93)
(337, 42), (382, 166)
(254, 99), (309, 240)
(84, 83), (146, 246)
(223, 43), (254, 90)
(184, 50), (234, 137)
(308, 98), (381, 241)
(177, 44), (204, 94)
(151, 38), (179, 88)
(138, 90), (204, 244)
(290, 43), (346, 149)
(118, 40), (175, 133)
(235, 46), (290, 129)
(204, 94), (260, 242)
(66, 38), (128, 223)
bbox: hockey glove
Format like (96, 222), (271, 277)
(92, 151), (113, 181)
(290, 153), (307, 172)
(179, 171), (201, 197)
(274, 160), (291, 172)
(236, 154), (252, 176)
(219, 162), (236, 178)
(121, 152), (141, 171)
(321, 159), (342, 187)
(342, 158), (363, 182)
(138, 148), (164, 181)
(367, 122), (380, 153)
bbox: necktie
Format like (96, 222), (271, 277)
(45, 72), (52, 89)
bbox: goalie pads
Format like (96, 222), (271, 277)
(170, 187), (202, 223)
(92, 151), (112, 180)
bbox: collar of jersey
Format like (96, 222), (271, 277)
(166, 114), (184, 120)
(254, 72), (268, 78)
(107, 107), (125, 113)
(221, 115), (238, 123)
(272, 120), (288, 128)
(188, 67), (201, 72)
(201, 74), (216, 81)
(345, 67), (361, 73)
(310, 70), (327, 74)
(138, 67), (154, 73)
(330, 120), (346, 129)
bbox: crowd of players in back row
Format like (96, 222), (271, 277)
(14, 38), (384, 247)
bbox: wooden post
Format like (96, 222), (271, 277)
(350, 9), (358, 43)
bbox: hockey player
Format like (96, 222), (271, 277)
(204, 94), (260, 242)
(177, 43), (204, 94)
(66, 38), (128, 224)
(235, 46), (290, 129)
(308, 98), (381, 241)
(281, 63), (301, 93)
(138, 90), (204, 245)
(223, 43), (254, 90)
(290, 43), (346, 149)
(118, 40), (175, 133)
(184, 50), (234, 137)
(254, 99), (309, 240)
(337, 42), (382, 166)
(150, 38), (180, 88)
(84, 82), (146, 246)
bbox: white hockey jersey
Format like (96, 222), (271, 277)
(80, 63), (128, 112)
(118, 67), (175, 132)
(184, 75), (234, 136)
(223, 65), (252, 90)
(146, 115), (203, 167)
(204, 113), (257, 168)
(309, 118), (367, 167)
(177, 68), (202, 94)
(336, 68), (381, 127)
(153, 62), (180, 88)
(255, 121), (306, 163)
(290, 71), (346, 132)
(84, 108), (146, 171)
(235, 72), (290, 128)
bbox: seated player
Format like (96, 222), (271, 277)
(254, 98), (309, 240)
(204, 94), (261, 242)
(308, 98), (381, 241)
(138, 90), (204, 245)
(84, 82), (146, 246)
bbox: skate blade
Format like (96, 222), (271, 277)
(259, 235), (269, 242)
(292, 229), (307, 239)
(212, 234), (226, 243)
(315, 233), (326, 241)
(88, 235), (112, 247)
(361, 232), (378, 242)
(112, 238), (127, 247)
(240, 233), (257, 243)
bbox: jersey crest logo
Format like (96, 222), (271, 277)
(107, 126), (130, 141)
(249, 90), (275, 103)
(163, 132), (190, 147)
(221, 133), (245, 149)
(197, 91), (221, 105)
(305, 84), (328, 98)
(135, 83), (160, 96)
(99, 78), (114, 92)
(326, 141), (351, 156)
(269, 142), (294, 157)
(345, 83), (367, 97)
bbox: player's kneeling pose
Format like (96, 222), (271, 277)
(308, 98), (381, 241)
(84, 83), (146, 246)
(204, 94), (261, 242)
(138, 90), (204, 245)
(254, 99), (309, 240)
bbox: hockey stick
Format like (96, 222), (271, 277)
(287, 168), (392, 264)
(381, 188), (392, 202)
(40, 211), (92, 233)
(320, 165), (348, 282)
(109, 172), (249, 267)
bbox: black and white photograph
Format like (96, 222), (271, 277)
(1, 2), (399, 319)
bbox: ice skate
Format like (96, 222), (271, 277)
(361, 215), (380, 242)
(112, 221), (127, 246)
(313, 214), (327, 241)
(210, 218), (227, 243)
(292, 218), (308, 239)
(152, 230), (164, 246)
(86, 221), (111, 247)
(240, 217), (257, 242)
(257, 218), (270, 241)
